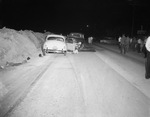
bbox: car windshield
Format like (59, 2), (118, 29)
(72, 34), (81, 37)
(69, 33), (84, 38)
(47, 37), (64, 41)
(66, 38), (78, 43)
(66, 39), (73, 43)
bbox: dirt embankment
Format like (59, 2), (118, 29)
(0, 28), (45, 68)
(0, 28), (46, 110)
(0, 28), (50, 116)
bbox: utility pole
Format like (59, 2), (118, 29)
(128, 0), (146, 37)
(128, 0), (136, 37)
(131, 3), (135, 37)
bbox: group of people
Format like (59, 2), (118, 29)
(118, 34), (130, 54)
(130, 37), (147, 58)
(118, 35), (147, 57)
(118, 34), (150, 79)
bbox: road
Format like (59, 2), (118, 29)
(1, 44), (150, 117)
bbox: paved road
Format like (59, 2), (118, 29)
(94, 44), (150, 98)
(0, 55), (55, 117)
(1, 45), (150, 117)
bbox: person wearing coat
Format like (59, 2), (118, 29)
(137, 38), (142, 53)
(118, 36), (121, 49)
(120, 34), (127, 54)
(145, 36), (150, 79)
(142, 37), (147, 58)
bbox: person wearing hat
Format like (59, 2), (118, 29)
(145, 36), (150, 79)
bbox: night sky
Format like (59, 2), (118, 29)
(0, 0), (150, 37)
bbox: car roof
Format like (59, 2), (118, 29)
(68, 33), (84, 38)
(46, 34), (65, 40)
(69, 32), (84, 35)
(70, 32), (83, 34)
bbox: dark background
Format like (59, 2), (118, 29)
(0, 0), (150, 37)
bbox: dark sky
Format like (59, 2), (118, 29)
(0, 0), (150, 37)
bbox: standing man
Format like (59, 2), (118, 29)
(90, 37), (93, 44)
(118, 36), (121, 49)
(137, 38), (142, 53)
(126, 36), (130, 52)
(88, 37), (91, 44)
(120, 34), (127, 54)
(145, 36), (150, 79)
(142, 37), (147, 58)
(88, 36), (93, 44)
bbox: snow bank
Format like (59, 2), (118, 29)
(0, 28), (45, 67)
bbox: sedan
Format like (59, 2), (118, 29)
(43, 34), (67, 55)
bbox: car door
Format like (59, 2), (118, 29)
(66, 38), (76, 51)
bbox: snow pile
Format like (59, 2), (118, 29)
(0, 28), (45, 67)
